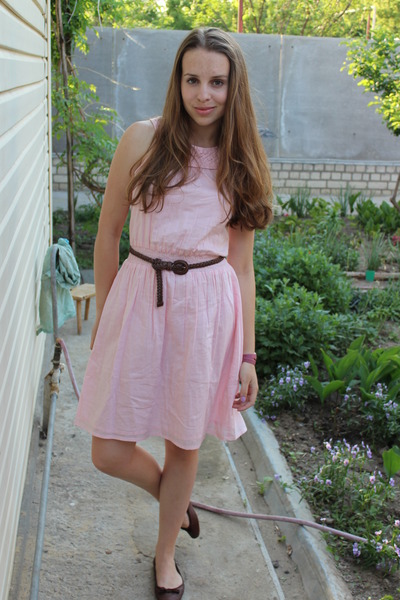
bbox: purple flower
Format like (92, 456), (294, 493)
(366, 447), (372, 459)
(326, 479), (332, 486)
(370, 475), (376, 485)
(286, 376), (291, 384)
(279, 378), (284, 385)
(343, 459), (349, 467)
(394, 520), (400, 528)
(353, 543), (361, 557)
(274, 473), (281, 481)
(304, 361), (310, 369)
(389, 478), (395, 487)
(310, 446), (316, 454)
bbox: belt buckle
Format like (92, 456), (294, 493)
(172, 259), (189, 275)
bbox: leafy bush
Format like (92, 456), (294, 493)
(299, 440), (400, 572)
(333, 184), (362, 216)
(356, 199), (400, 234)
(353, 281), (400, 323)
(255, 287), (372, 378)
(256, 362), (314, 419)
(254, 231), (353, 313)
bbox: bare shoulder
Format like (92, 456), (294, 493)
(119, 119), (157, 164)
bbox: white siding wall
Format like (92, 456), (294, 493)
(0, 1), (51, 598)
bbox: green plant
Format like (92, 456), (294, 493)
(365, 233), (387, 271)
(300, 440), (400, 572)
(308, 337), (400, 399)
(254, 230), (353, 313)
(277, 187), (313, 218)
(357, 200), (400, 235)
(256, 362), (314, 418)
(359, 383), (400, 444)
(333, 184), (362, 216)
(256, 476), (273, 495)
(383, 446), (400, 478)
(354, 282), (400, 324)
(255, 288), (372, 379)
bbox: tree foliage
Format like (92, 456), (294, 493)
(345, 30), (400, 137)
(344, 29), (400, 207)
(52, 0), (120, 212)
(152, 0), (400, 38)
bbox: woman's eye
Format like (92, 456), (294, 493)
(187, 78), (197, 84)
(212, 80), (225, 87)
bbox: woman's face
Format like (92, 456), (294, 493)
(180, 48), (230, 144)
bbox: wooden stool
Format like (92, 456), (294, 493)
(70, 283), (96, 334)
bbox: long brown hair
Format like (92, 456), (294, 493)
(127, 27), (273, 230)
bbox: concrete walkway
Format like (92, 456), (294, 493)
(9, 305), (351, 600)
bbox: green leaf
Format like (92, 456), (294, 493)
(321, 380), (345, 400)
(383, 446), (400, 478)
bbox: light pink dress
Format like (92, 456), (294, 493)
(74, 145), (246, 450)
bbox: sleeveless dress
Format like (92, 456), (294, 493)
(74, 144), (247, 450)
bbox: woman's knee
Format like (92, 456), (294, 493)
(91, 436), (135, 475)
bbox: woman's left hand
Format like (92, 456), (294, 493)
(232, 362), (259, 411)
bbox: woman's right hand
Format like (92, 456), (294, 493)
(90, 312), (102, 349)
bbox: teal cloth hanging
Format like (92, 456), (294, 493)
(37, 238), (81, 334)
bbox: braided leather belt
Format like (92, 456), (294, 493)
(129, 247), (225, 307)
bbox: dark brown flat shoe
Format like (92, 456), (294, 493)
(153, 558), (184, 599)
(181, 502), (200, 539)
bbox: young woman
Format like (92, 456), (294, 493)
(75, 27), (273, 599)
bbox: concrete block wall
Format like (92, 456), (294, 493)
(269, 160), (399, 198)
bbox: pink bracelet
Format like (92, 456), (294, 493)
(242, 353), (257, 365)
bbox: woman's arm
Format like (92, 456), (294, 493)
(90, 120), (155, 347)
(227, 226), (258, 411)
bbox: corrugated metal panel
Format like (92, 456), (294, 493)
(0, 0), (51, 598)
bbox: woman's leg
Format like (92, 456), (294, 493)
(155, 440), (199, 589)
(92, 437), (193, 527)
(92, 436), (162, 499)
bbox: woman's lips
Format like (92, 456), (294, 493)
(194, 107), (215, 115)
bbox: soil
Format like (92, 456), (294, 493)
(268, 404), (400, 600)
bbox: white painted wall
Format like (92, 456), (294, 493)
(0, 1), (51, 598)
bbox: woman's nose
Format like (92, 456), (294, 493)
(197, 84), (211, 101)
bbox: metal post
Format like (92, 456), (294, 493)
(29, 367), (61, 599)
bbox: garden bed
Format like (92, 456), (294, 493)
(268, 406), (400, 600)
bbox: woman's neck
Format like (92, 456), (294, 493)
(189, 123), (220, 148)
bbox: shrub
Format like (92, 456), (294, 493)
(299, 440), (400, 572)
(254, 231), (353, 313)
(256, 362), (314, 419)
(353, 282), (400, 323)
(356, 199), (400, 234)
